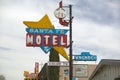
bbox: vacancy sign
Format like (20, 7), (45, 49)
(23, 14), (69, 60)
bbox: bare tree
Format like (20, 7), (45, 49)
(0, 75), (5, 80)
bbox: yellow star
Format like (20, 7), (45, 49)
(23, 14), (69, 61)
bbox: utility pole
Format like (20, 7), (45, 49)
(69, 5), (73, 80)
(54, 1), (73, 80)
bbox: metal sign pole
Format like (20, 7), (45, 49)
(69, 5), (73, 80)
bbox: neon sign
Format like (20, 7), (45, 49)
(73, 52), (97, 61)
(23, 14), (69, 60)
(26, 28), (68, 53)
(54, 1), (69, 26)
(26, 33), (67, 47)
(54, 7), (66, 19)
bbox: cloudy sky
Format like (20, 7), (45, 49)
(0, 0), (120, 80)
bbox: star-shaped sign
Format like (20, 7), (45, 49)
(23, 14), (69, 60)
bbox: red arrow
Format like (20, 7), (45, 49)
(59, 18), (69, 26)
(59, 1), (62, 8)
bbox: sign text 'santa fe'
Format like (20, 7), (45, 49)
(26, 28), (68, 47)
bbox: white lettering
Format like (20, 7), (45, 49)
(36, 35), (41, 45)
(27, 34), (33, 45)
(44, 35), (50, 45)
(60, 36), (66, 46)
(52, 35), (58, 45)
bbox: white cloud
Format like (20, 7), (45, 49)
(73, 0), (120, 27)
(72, 19), (120, 59)
(0, 0), (120, 80)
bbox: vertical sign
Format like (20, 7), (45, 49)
(34, 62), (39, 73)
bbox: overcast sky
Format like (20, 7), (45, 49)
(0, 0), (120, 80)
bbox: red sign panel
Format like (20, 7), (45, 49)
(26, 33), (67, 47)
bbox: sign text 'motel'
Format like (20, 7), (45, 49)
(26, 28), (68, 53)
(73, 52), (97, 61)
(26, 28), (68, 47)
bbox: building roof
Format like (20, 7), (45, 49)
(89, 59), (120, 80)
